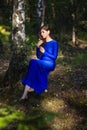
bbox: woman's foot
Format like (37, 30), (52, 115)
(25, 85), (34, 92)
(19, 85), (34, 101)
(28, 87), (34, 92)
(19, 95), (28, 101)
(19, 85), (29, 101)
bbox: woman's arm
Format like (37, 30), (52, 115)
(36, 47), (41, 59)
(44, 41), (58, 60)
(36, 39), (44, 59)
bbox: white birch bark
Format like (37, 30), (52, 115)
(37, 0), (45, 27)
(4, 0), (26, 87)
(72, 13), (76, 44)
(71, 0), (77, 45)
(12, 0), (25, 47)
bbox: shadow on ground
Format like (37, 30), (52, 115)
(0, 42), (87, 130)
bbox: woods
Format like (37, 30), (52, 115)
(0, 0), (87, 130)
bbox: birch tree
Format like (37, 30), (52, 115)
(4, 0), (27, 87)
(37, 0), (45, 28)
(71, 0), (77, 45)
(12, 0), (25, 47)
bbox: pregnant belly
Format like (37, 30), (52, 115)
(38, 58), (56, 71)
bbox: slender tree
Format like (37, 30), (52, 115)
(71, 0), (77, 45)
(37, 0), (45, 29)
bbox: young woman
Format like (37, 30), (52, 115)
(20, 24), (59, 100)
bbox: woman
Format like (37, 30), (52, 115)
(20, 24), (59, 100)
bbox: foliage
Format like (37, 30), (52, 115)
(0, 1), (87, 130)
(0, 25), (11, 42)
(72, 53), (87, 66)
(25, 34), (38, 52)
(0, 0), (87, 44)
(0, 104), (63, 130)
(0, 105), (24, 129)
(78, 31), (87, 40)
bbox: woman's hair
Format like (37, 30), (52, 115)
(40, 24), (50, 31)
(39, 24), (52, 38)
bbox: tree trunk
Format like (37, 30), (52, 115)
(42, 0), (45, 26)
(37, 0), (45, 29)
(72, 13), (76, 44)
(4, 0), (27, 87)
(71, 0), (77, 45)
(12, 0), (25, 45)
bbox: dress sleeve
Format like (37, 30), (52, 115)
(43, 41), (58, 60)
(36, 47), (41, 59)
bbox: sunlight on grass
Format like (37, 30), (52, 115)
(41, 98), (78, 130)
(50, 111), (77, 130)
(58, 50), (64, 58)
(41, 98), (65, 112)
(65, 89), (87, 107)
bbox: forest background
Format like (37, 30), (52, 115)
(0, 0), (87, 130)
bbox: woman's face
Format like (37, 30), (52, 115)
(40, 29), (50, 39)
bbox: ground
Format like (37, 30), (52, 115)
(0, 42), (87, 130)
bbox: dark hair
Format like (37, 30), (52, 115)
(40, 24), (50, 31)
(39, 24), (52, 38)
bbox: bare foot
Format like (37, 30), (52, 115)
(28, 87), (34, 92)
(19, 95), (28, 101)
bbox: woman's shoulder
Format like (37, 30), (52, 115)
(51, 39), (58, 45)
(47, 39), (58, 43)
(53, 39), (58, 43)
(46, 39), (58, 46)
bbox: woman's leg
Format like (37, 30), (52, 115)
(20, 85), (34, 100)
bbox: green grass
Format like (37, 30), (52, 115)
(78, 31), (87, 40)
(0, 20), (87, 130)
(72, 53), (87, 66)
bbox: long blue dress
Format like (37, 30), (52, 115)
(22, 40), (58, 94)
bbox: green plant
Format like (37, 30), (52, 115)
(72, 53), (87, 66)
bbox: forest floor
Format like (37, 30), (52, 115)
(0, 42), (87, 130)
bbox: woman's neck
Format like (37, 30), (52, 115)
(46, 36), (53, 42)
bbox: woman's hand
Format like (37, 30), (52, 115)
(37, 39), (44, 47)
(39, 46), (45, 53)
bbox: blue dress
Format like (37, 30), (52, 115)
(22, 40), (58, 94)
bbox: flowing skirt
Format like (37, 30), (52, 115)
(21, 59), (55, 94)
